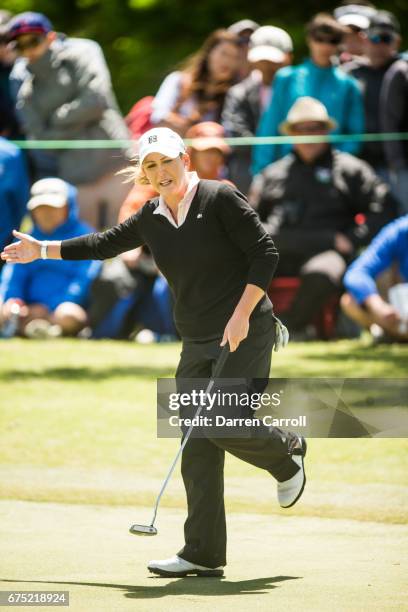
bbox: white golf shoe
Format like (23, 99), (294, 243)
(147, 555), (224, 577)
(277, 436), (307, 508)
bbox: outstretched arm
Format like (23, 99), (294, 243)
(1, 230), (61, 264)
(2, 211), (146, 264)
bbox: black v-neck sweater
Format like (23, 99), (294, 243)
(61, 180), (278, 339)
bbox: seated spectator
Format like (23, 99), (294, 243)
(0, 136), (29, 273)
(334, 3), (376, 63)
(341, 215), (408, 342)
(87, 184), (176, 341)
(342, 11), (401, 183)
(151, 29), (241, 136)
(227, 18), (259, 81)
(252, 12), (364, 174)
(249, 97), (396, 337)
(222, 25), (293, 193)
(380, 58), (408, 214)
(0, 178), (101, 338)
(6, 12), (131, 229)
(0, 10), (20, 138)
(186, 121), (231, 181)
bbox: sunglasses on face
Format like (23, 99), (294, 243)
(13, 35), (45, 52)
(368, 33), (395, 45)
(312, 34), (342, 45)
(348, 25), (363, 34)
(238, 34), (252, 46)
(291, 123), (329, 134)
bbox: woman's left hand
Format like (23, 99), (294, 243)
(221, 311), (249, 352)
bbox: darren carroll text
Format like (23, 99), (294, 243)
(169, 415), (307, 428)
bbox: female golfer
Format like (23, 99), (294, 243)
(1, 127), (306, 577)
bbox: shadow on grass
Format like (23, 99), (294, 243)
(0, 575), (300, 598)
(0, 365), (175, 381)
(282, 344), (408, 377)
(305, 344), (408, 363)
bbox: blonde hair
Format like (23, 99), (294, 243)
(118, 152), (190, 186)
(117, 156), (151, 185)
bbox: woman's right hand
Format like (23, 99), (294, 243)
(1, 230), (41, 264)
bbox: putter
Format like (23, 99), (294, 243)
(130, 344), (230, 536)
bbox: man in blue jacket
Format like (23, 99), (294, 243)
(0, 137), (29, 272)
(341, 215), (408, 341)
(0, 178), (101, 337)
(252, 12), (364, 175)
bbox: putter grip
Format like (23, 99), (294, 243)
(212, 345), (229, 379)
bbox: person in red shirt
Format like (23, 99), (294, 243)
(185, 121), (232, 182)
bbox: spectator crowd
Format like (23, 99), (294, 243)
(0, 5), (407, 344)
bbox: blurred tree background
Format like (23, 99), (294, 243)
(2, 0), (407, 114)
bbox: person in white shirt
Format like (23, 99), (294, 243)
(222, 26), (293, 194)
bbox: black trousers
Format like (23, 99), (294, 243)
(175, 311), (300, 568)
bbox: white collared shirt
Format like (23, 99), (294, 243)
(153, 171), (200, 228)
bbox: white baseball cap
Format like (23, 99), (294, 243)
(334, 5), (376, 30)
(138, 127), (186, 165)
(248, 25), (293, 64)
(27, 178), (69, 210)
(337, 13), (370, 30)
(228, 19), (259, 35)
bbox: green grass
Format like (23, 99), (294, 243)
(0, 338), (407, 523)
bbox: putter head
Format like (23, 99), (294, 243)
(129, 523), (158, 536)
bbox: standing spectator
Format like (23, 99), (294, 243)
(0, 10), (20, 138)
(334, 3), (377, 63)
(249, 97), (396, 337)
(380, 59), (408, 214)
(6, 12), (131, 229)
(151, 30), (241, 136)
(185, 121), (231, 181)
(252, 13), (364, 175)
(341, 215), (408, 342)
(0, 178), (101, 338)
(0, 137), (29, 273)
(222, 25), (293, 193)
(342, 11), (401, 180)
(227, 18), (259, 81)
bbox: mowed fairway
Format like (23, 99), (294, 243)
(0, 338), (407, 611)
